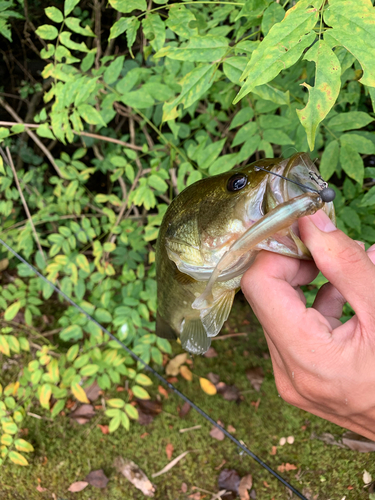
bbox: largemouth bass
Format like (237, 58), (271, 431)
(155, 153), (335, 355)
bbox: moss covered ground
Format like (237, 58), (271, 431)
(0, 294), (373, 500)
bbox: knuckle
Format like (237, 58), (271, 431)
(336, 244), (364, 267)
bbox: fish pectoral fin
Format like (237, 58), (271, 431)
(174, 266), (197, 285)
(155, 312), (177, 340)
(200, 289), (235, 338)
(180, 318), (211, 355)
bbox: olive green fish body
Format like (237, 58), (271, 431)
(156, 153), (335, 354)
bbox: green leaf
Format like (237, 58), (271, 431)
(252, 84), (290, 105)
(35, 24), (59, 40)
(142, 14), (165, 52)
(327, 111), (374, 132)
(236, 0), (272, 21)
(360, 185), (375, 207)
(209, 153), (239, 176)
(197, 139), (226, 170)
(156, 337), (172, 353)
(77, 104), (105, 126)
(319, 140), (339, 180)
(8, 451), (28, 466)
(109, 414), (121, 432)
(67, 344), (79, 362)
(157, 36), (229, 62)
(45, 7), (63, 23)
(229, 108), (254, 130)
(258, 115), (290, 130)
(59, 31), (89, 52)
(94, 308), (112, 323)
(121, 411), (130, 430)
(104, 55), (124, 84)
(125, 17), (140, 54)
(120, 89), (154, 109)
(11, 123), (25, 134)
(340, 134), (375, 155)
(296, 40), (341, 150)
(108, 0), (146, 14)
(262, 128), (294, 146)
(324, 0), (375, 87)
(65, 17), (95, 37)
(262, 2), (285, 36)
(4, 301), (21, 321)
(223, 57), (247, 84)
(232, 122), (257, 147)
(109, 16), (133, 40)
(134, 373), (152, 386)
(51, 399), (66, 417)
(60, 324), (83, 341)
(64, 0), (80, 17)
(132, 385), (150, 400)
(340, 206), (361, 232)
(166, 4), (198, 39)
(237, 134), (261, 163)
(340, 142), (364, 185)
(36, 124), (55, 140)
(148, 174), (168, 192)
(2, 421), (18, 434)
(233, 0), (321, 103)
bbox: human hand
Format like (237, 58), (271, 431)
(241, 210), (375, 440)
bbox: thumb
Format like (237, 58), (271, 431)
(299, 210), (375, 322)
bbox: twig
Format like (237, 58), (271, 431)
(0, 121), (144, 151)
(27, 412), (53, 421)
(0, 98), (63, 178)
(179, 425), (201, 433)
(151, 451), (190, 478)
(5, 147), (46, 262)
(212, 332), (248, 341)
(94, 0), (102, 69)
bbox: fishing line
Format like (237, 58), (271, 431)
(0, 237), (308, 500)
(254, 165), (336, 203)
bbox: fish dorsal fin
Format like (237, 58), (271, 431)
(180, 318), (211, 355)
(200, 290), (235, 338)
(155, 312), (177, 340)
(174, 267), (197, 285)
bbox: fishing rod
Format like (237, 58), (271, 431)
(0, 237), (309, 500)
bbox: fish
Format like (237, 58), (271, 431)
(155, 152), (336, 355)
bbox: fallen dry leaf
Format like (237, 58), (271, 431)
(218, 468), (241, 494)
(165, 353), (188, 376)
(188, 493), (201, 500)
(167, 377), (178, 383)
(210, 426), (225, 441)
(363, 470), (372, 485)
(179, 401), (191, 418)
(277, 463), (298, 473)
(85, 469), (109, 489)
(227, 425), (236, 433)
(180, 365), (193, 381)
(114, 457), (155, 497)
(116, 386), (125, 392)
(85, 381), (101, 401)
(246, 367), (264, 392)
(199, 377), (217, 395)
(207, 372), (220, 385)
(98, 424), (109, 434)
(166, 443), (174, 460)
(0, 258), (9, 271)
(68, 481), (88, 492)
(158, 385), (169, 398)
(138, 411), (154, 425)
(36, 485), (47, 492)
(287, 436), (294, 444)
(238, 474), (253, 500)
(215, 459), (226, 470)
(250, 398), (260, 410)
(220, 385), (241, 402)
(342, 431), (375, 452)
(181, 482), (188, 493)
(204, 347), (218, 358)
(140, 432), (149, 438)
(310, 432), (346, 448)
(136, 399), (162, 415)
(270, 445), (277, 455)
(152, 451), (190, 478)
(70, 404), (95, 425)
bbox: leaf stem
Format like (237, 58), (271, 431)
(136, 1), (244, 19)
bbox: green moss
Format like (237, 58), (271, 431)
(0, 296), (372, 499)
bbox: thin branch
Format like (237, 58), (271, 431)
(5, 147), (47, 263)
(0, 121), (144, 151)
(0, 98), (63, 178)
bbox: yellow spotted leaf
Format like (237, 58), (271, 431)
(199, 377), (217, 395)
(39, 384), (52, 409)
(14, 439), (34, 453)
(180, 365), (193, 381)
(76, 254), (90, 273)
(9, 450), (29, 466)
(71, 381), (89, 403)
(0, 335), (10, 356)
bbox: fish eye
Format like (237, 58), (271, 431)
(227, 174), (248, 192)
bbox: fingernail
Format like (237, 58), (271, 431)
(367, 243), (375, 254)
(355, 240), (365, 250)
(307, 210), (337, 233)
